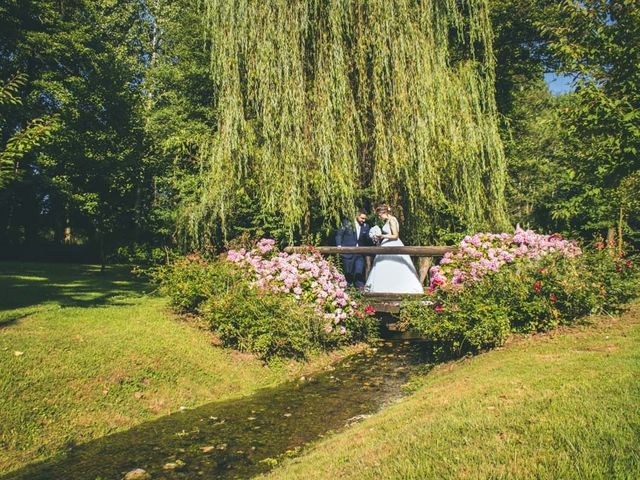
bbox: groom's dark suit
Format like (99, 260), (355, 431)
(335, 218), (372, 288)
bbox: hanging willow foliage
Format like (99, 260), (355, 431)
(183, 0), (509, 246)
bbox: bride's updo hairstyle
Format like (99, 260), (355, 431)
(375, 204), (391, 215)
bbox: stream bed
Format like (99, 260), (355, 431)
(3, 335), (433, 480)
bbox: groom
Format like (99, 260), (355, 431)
(335, 208), (372, 289)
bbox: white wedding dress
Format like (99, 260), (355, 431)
(364, 221), (424, 294)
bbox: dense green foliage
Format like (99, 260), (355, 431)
(401, 246), (640, 357)
(0, 73), (58, 189)
(497, 1), (640, 244)
(0, 0), (147, 262)
(0, 0), (638, 259)
(153, 255), (376, 359)
(542, 1), (640, 244)
(189, 0), (508, 245)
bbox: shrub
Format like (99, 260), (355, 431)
(401, 289), (511, 358)
(111, 242), (171, 266)
(153, 241), (377, 359)
(402, 234), (640, 359)
(151, 253), (239, 313)
(200, 284), (332, 359)
(226, 239), (374, 335)
(429, 227), (581, 290)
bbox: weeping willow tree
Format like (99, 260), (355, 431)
(182, 0), (509, 247)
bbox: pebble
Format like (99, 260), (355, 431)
(345, 414), (371, 426)
(201, 446), (215, 453)
(163, 459), (185, 470)
(123, 468), (151, 480)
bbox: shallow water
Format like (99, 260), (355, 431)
(3, 336), (432, 480)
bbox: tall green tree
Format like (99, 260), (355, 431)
(137, 0), (217, 253)
(541, 0), (640, 244)
(488, 0), (557, 114)
(0, 73), (58, 189)
(501, 78), (571, 228)
(182, 0), (509, 247)
(0, 0), (147, 261)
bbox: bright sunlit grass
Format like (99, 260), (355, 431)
(0, 262), (354, 475)
(266, 305), (640, 479)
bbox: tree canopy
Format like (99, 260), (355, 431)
(0, 0), (637, 261)
(184, 0), (508, 246)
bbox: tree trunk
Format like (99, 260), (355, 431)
(134, 184), (142, 241)
(618, 204), (624, 255)
(64, 215), (72, 244)
(607, 227), (615, 250)
(99, 232), (106, 272)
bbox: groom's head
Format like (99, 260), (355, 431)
(355, 208), (367, 225)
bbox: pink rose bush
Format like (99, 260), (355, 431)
(154, 239), (377, 359)
(429, 227), (582, 291)
(402, 230), (639, 360)
(227, 238), (373, 334)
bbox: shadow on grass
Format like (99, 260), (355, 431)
(0, 262), (150, 325)
(0, 339), (434, 480)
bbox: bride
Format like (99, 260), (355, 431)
(364, 205), (424, 294)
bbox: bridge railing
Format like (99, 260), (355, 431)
(284, 245), (456, 285)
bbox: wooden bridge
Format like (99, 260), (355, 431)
(284, 245), (456, 313)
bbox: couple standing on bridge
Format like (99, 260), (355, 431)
(335, 204), (424, 294)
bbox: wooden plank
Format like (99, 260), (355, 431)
(369, 303), (401, 314)
(364, 293), (425, 299)
(364, 292), (424, 314)
(284, 246), (456, 256)
(418, 257), (432, 285)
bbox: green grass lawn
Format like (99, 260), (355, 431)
(265, 305), (640, 479)
(0, 262), (355, 475)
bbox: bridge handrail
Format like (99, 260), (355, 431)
(284, 245), (456, 256)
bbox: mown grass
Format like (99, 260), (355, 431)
(0, 262), (356, 475)
(265, 305), (640, 479)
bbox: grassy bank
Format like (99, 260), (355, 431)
(0, 262), (356, 474)
(266, 305), (640, 479)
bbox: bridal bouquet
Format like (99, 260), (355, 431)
(369, 225), (382, 243)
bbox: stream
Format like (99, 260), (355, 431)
(3, 331), (433, 480)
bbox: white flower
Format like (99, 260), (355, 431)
(369, 225), (382, 242)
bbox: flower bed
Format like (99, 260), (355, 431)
(154, 239), (376, 359)
(429, 227), (582, 291)
(227, 239), (370, 334)
(402, 230), (639, 359)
